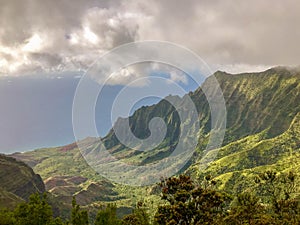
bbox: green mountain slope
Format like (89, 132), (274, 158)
(189, 112), (300, 192)
(10, 145), (136, 219)
(0, 154), (45, 209)
(98, 67), (300, 167)
(8, 67), (300, 214)
(11, 144), (123, 205)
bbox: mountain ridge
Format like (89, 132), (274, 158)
(7, 66), (300, 215)
(0, 154), (45, 208)
(96, 66), (300, 168)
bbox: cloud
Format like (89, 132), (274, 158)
(142, 0), (300, 67)
(0, 0), (142, 77)
(168, 71), (188, 84)
(0, 0), (299, 83)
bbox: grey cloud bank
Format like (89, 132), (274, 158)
(0, 0), (299, 80)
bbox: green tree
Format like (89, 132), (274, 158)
(121, 202), (150, 225)
(95, 203), (120, 225)
(0, 208), (16, 225)
(13, 193), (55, 225)
(70, 197), (89, 225)
(224, 192), (274, 225)
(154, 175), (230, 225)
(255, 170), (300, 224)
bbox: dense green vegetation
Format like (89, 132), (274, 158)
(1, 67), (299, 223)
(8, 111), (299, 219)
(102, 67), (300, 164)
(189, 111), (300, 194)
(0, 171), (298, 224)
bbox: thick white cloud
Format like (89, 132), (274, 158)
(0, 0), (299, 81)
(0, 0), (142, 76)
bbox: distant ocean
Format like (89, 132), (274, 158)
(0, 73), (200, 153)
(0, 75), (119, 153)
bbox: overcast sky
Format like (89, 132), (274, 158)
(0, 0), (299, 82)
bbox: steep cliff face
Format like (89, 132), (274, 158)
(0, 154), (45, 208)
(210, 67), (300, 141)
(8, 67), (300, 213)
(99, 67), (300, 165)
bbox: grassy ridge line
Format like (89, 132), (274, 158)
(7, 67), (300, 216)
(191, 113), (300, 193)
